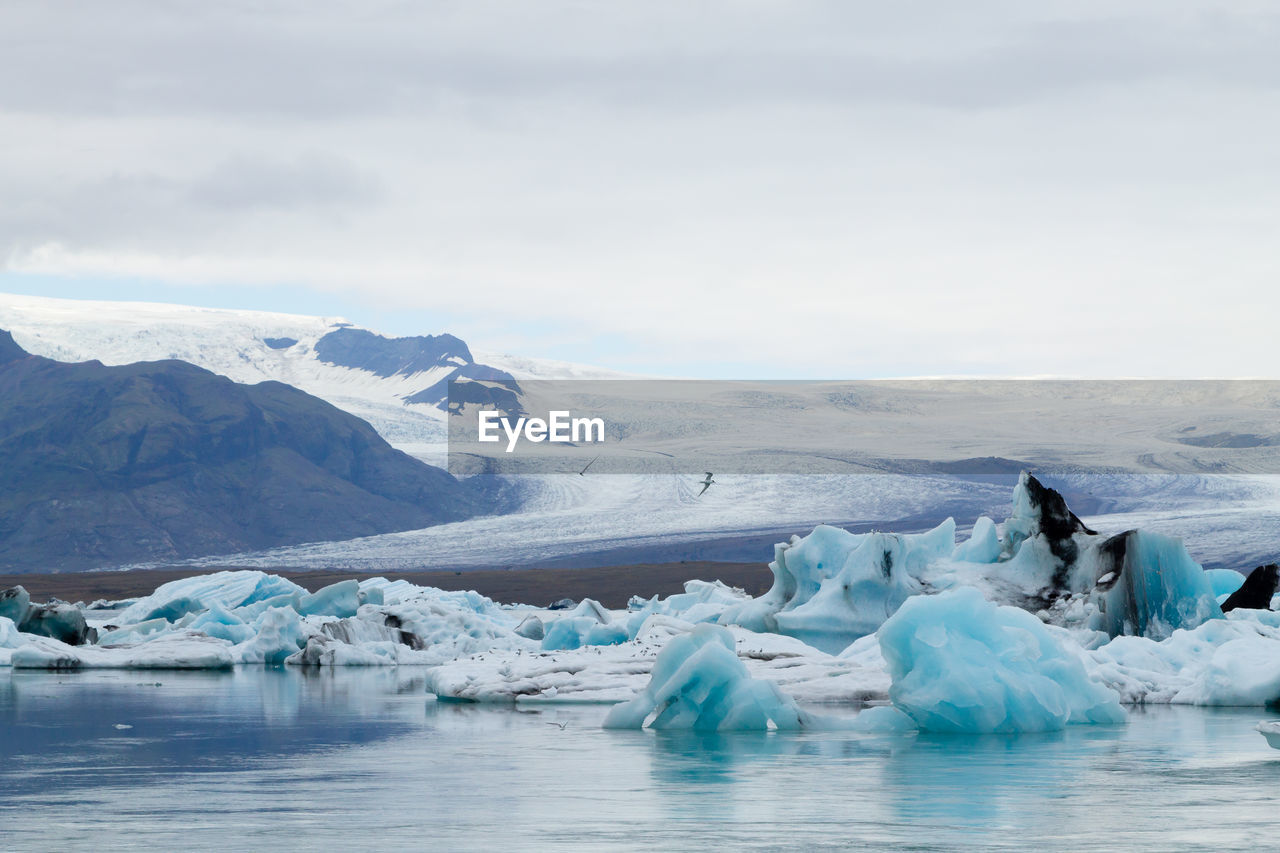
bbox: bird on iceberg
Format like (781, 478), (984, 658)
(697, 472), (715, 496)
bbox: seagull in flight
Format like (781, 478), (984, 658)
(578, 455), (599, 476)
(546, 721), (569, 730)
(697, 472), (715, 497)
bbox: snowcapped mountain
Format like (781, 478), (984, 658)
(0, 330), (480, 571)
(0, 292), (627, 462)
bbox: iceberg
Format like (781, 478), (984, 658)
(1089, 531), (1222, 640)
(952, 516), (1001, 563)
(719, 521), (953, 653)
(1206, 569), (1246, 599)
(11, 633), (235, 670)
(16, 601), (93, 645)
(118, 571), (308, 624)
(850, 705), (919, 733)
(233, 607), (309, 664)
(1256, 720), (1280, 749)
(0, 586), (30, 624)
(296, 580), (361, 619)
(877, 587), (1125, 733)
(604, 624), (806, 731)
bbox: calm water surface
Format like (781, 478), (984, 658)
(1, 668), (1278, 851)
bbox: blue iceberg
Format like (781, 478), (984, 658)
(878, 587), (1125, 733)
(604, 624), (806, 731)
(1090, 530), (1223, 640)
(719, 521), (953, 653)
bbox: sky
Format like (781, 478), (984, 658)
(2, 1), (1278, 378)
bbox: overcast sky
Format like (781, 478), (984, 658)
(2, 1), (1278, 377)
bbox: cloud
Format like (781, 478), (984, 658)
(2, 1), (1279, 377)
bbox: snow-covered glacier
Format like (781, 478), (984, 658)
(2, 472), (1280, 734)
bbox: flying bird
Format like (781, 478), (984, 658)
(578, 455), (599, 476)
(546, 721), (569, 730)
(697, 472), (715, 497)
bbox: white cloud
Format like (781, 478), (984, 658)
(2, 1), (1279, 377)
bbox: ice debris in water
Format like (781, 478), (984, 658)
(541, 598), (629, 650)
(877, 587), (1126, 733)
(1256, 721), (1280, 749)
(603, 624), (807, 731)
(2, 469), (1278, 730)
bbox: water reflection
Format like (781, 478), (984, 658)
(2, 672), (1278, 851)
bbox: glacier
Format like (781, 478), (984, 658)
(1, 472), (1279, 737)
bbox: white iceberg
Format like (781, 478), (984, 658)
(1256, 720), (1280, 749)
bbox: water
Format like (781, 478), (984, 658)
(2, 668), (1278, 851)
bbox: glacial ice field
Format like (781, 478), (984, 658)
(168, 471), (1280, 573)
(5, 473), (1280, 745)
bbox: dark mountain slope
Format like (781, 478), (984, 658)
(0, 330), (479, 572)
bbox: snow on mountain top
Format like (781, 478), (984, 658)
(0, 291), (627, 451)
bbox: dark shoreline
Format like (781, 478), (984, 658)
(0, 561), (773, 610)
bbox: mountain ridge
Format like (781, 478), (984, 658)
(0, 331), (480, 572)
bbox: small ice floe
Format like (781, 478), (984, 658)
(113, 723), (133, 730)
(603, 623), (807, 731)
(1255, 721), (1280, 749)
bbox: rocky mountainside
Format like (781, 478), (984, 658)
(0, 330), (479, 571)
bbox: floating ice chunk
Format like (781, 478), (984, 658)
(19, 602), (92, 645)
(188, 603), (255, 644)
(233, 592), (303, 620)
(514, 615), (545, 640)
(118, 571), (308, 624)
(97, 618), (175, 646)
(1256, 720), (1280, 749)
(567, 599), (610, 623)
(0, 616), (24, 658)
(850, 705), (918, 733)
(296, 580), (360, 618)
(233, 607), (309, 664)
(0, 586), (31, 625)
(953, 517), (1001, 564)
(627, 580), (750, 628)
(541, 617), (628, 650)
(1206, 569), (1247, 599)
(772, 525), (950, 654)
(11, 633), (234, 669)
(1173, 636), (1280, 705)
(1090, 531), (1222, 640)
(720, 521), (953, 653)
(603, 624), (806, 731)
(288, 636), (400, 666)
(539, 597), (632, 650)
(1082, 613), (1280, 704)
(878, 587), (1125, 733)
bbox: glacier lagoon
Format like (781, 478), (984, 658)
(1, 667), (1277, 851)
(5, 472), (1280, 847)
